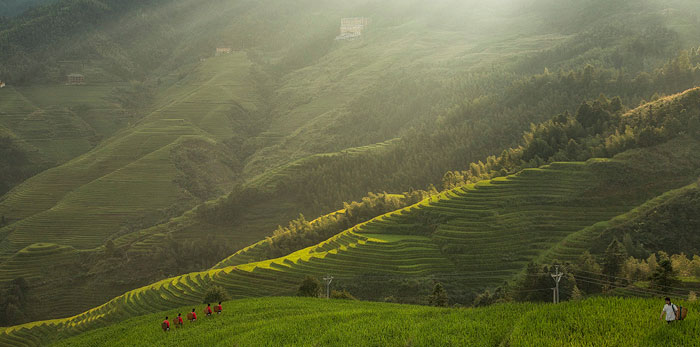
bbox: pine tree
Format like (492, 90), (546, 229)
(649, 259), (679, 292)
(429, 282), (449, 307)
(575, 252), (603, 294)
(603, 239), (627, 279)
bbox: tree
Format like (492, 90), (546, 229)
(297, 276), (321, 297)
(473, 289), (495, 307)
(574, 251), (603, 294)
(571, 285), (584, 301)
(516, 262), (551, 302)
(603, 239), (627, 279)
(0, 277), (28, 325)
(330, 289), (356, 300)
(429, 282), (448, 307)
(203, 285), (230, 304)
(104, 239), (117, 258)
(649, 259), (679, 292)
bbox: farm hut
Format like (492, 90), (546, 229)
(67, 74), (85, 85)
(216, 47), (232, 55)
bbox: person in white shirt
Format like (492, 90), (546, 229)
(660, 297), (678, 324)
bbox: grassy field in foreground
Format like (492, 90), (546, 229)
(50, 297), (700, 347)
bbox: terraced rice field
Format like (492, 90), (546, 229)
(0, 84), (128, 164)
(4, 146), (699, 345)
(0, 243), (78, 282)
(0, 54), (266, 258)
(542, 181), (700, 264)
(0, 120), (202, 254)
(148, 52), (263, 140)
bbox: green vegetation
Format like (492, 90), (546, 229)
(43, 297), (700, 347)
(3, 0), (700, 332)
(2, 121), (699, 343)
(297, 276), (321, 298)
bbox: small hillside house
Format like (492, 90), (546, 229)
(67, 74), (85, 85)
(216, 47), (232, 55)
(336, 17), (369, 40)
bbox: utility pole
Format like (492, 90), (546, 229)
(551, 265), (563, 304)
(323, 274), (333, 299)
(551, 288), (556, 304)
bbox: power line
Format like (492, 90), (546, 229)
(572, 273), (689, 296)
(571, 269), (697, 293)
(573, 275), (688, 298)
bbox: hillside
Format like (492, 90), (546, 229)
(0, 1), (56, 17)
(2, 124), (700, 343)
(24, 297), (700, 346)
(3, 0), (700, 325)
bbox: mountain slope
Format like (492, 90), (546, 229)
(2, 131), (699, 345)
(3, 0), (700, 326)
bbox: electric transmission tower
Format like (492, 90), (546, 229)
(551, 265), (563, 304)
(323, 274), (334, 299)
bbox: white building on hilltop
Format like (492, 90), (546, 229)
(216, 47), (232, 56)
(336, 17), (369, 40)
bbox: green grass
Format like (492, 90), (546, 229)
(41, 296), (700, 347)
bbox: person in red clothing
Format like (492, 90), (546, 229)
(175, 313), (184, 328)
(215, 301), (223, 314)
(188, 308), (197, 322)
(205, 303), (213, 316)
(161, 316), (170, 332)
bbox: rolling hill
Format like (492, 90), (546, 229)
(3, 0), (700, 327)
(2, 85), (700, 344)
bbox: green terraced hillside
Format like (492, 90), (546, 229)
(2, 136), (699, 345)
(543, 181), (700, 264)
(0, 54), (264, 257)
(4, 0), (700, 331)
(0, 84), (130, 165)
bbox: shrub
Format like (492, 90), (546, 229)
(330, 290), (356, 300)
(203, 285), (230, 304)
(297, 276), (321, 297)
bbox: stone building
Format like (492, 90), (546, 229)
(336, 17), (369, 40)
(216, 47), (232, 55)
(67, 74), (85, 85)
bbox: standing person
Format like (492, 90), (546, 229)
(215, 301), (223, 314)
(188, 308), (197, 322)
(175, 313), (184, 328)
(660, 297), (679, 324)
(162, 316), (170, 332)
(205, 303), (213, 316)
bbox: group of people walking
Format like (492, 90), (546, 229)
(161, 302), (223, 332)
